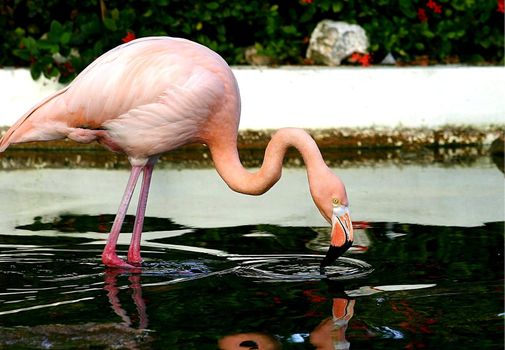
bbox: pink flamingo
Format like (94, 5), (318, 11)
(0, 37), (353, 269)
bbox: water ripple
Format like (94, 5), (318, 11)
(230, 254), (373, 282)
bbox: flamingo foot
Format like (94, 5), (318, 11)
(127, 251), (143, 267)
(102, 252), (137, 269)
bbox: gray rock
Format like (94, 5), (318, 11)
(381, 52), (397, 65)
(306, 20), (369, 65)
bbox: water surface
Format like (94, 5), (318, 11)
(0, 153), (503, 349)
(0, 217), (502, 349)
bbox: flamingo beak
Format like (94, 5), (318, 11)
(320, 202), (354, 273)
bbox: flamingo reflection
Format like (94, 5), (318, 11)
(217, 298), (354, 350)
(218, 333), (282, 350)
(103, 269), (148, 329)
(102, 272), (354, 349)
(310, 298), (355, 350)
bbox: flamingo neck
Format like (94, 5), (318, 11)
(208, 128), (329, 196)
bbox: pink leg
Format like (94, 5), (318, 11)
(102, 166), (143, 268)
(127, 159), (156, 265)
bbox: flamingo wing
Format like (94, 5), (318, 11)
(0, 37), (230, 161)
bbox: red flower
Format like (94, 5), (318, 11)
(349, 53), (362, 62)
(64, 62), (75, 72)
(359, 54), (372, 67)
(301, 0), (313, 4)
(122, 31), (136, 43)
(350, 53), (372, 67)
(498, 0), (504, 13)
(417, 8), (428, 22)
(426, 0), (442, 14)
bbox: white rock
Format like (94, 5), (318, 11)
(381, 52), (397, 65)
(306, 20), (369, 65)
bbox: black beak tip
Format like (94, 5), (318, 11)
(319, 240), (353, 275)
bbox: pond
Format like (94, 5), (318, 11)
(0, 150), (503, 349)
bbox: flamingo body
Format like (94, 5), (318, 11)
(0, 37), (352, 269)
(1, 37), (240, 165)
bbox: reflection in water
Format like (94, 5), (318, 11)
(102, 269), (357, 350)
(310, 298), (355, 350)
(15, 213), (184, 234)
(100, 266), (441, 350)
(218, 332), (282, 350)
(104, 269), (148, 329)
(101, 266), (435, 350)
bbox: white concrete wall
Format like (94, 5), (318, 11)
(0, 66), (504, 129)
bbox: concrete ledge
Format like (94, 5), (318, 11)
(0, 66), (504, 129)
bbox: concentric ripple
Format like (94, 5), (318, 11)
(229, 254), (373, 281)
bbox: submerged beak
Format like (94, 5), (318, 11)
(320, 201), (354, 273)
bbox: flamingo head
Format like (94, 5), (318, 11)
(309, 170), (354, 272)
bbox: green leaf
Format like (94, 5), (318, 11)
(50, 20), (63, 35)
(14, 27), (25, 36)
(206, 2), (219, 10)
(21, 37), (35, 50)
(30, 64), (42, 80)
(46, 65), (59, 78)
(103, 18), (117, 31)
(398, 0), (416, 18)
(332, 2), (343, 12)
(320, 2), (330, 11)
(12, 48), (31, 61)
(452, 0), (467, 11)
(37, 40), (59, 54)
(281, 25), (297, 35)
(422, 27), (435, 39)
(60, 32), (71, 45)
(300, 11), (313, 23)
(110, 8), (120, 20)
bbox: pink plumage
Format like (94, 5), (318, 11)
(1, 37), (240, 165)
(0, 36), (351, 269)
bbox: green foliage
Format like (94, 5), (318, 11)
(0, 0), (503, 82)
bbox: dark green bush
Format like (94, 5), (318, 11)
(0, 0), (503, 82)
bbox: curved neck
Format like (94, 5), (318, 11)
(208, 128), (330, 196)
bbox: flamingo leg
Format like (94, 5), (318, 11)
(102, 166), (143, 268)
(127, 159), (156, 265)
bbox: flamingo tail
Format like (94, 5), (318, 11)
(0, 87), (69, 152)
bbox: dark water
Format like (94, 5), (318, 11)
(0, 214), (502, 349)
